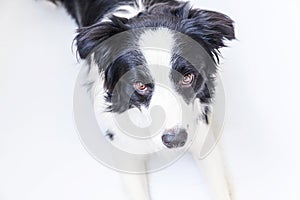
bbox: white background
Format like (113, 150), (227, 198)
(0, 0), (300, 199)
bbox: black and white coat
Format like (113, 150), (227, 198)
(49, 0), (235, 199)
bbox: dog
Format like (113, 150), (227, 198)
(48, 0), (235, 199)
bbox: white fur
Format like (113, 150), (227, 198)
(87, 9), (233, 200)
(139, 28), (182, 129)
(101, 0), (145, 22)
(91, 28), (204, 154)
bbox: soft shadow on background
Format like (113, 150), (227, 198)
(0, 0), (299, 200)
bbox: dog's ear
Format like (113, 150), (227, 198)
(181, 8), (235, 62)
(75, 17), (129, 59)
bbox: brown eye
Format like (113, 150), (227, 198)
(134, 81), (148, 93)
(181, 73), (194, 86)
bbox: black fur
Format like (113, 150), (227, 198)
(49, 0), (133, 26)
(104, 50), (154, 113)
(50, 0), (234, 61)
(105, 130), (115, 140)
(49, 0), (235, 115)
(76, 2), (233, 60)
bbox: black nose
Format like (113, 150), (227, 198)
(161, 128), (188, 149)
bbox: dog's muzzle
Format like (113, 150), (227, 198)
(161, 128), (188, 149)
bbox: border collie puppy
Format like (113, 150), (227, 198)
(48, 0), (235, 199)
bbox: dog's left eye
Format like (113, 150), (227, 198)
(180, 73), (194, 87)
(134, 81), (149, 95)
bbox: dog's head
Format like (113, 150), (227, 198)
(76, 2), (235, 151)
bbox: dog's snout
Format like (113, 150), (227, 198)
(161, 128), (187, 149)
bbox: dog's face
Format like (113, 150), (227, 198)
(76, 2), (234, 152)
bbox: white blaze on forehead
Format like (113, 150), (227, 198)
(138, 28), (190, 129)
(138, 28), (174, 68)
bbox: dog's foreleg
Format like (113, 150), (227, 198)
(194, 145), (233, 200)
(119, 160), (151, 200)
(190, 126), (233, 200)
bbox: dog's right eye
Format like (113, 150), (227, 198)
(134, 81), (150, 95)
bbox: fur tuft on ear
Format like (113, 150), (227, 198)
(75, 17), (129, 59)
(180, 9), (235, 62)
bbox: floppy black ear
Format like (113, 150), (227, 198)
(181, 8), (235, 62)
(75, 17), (129, 59)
